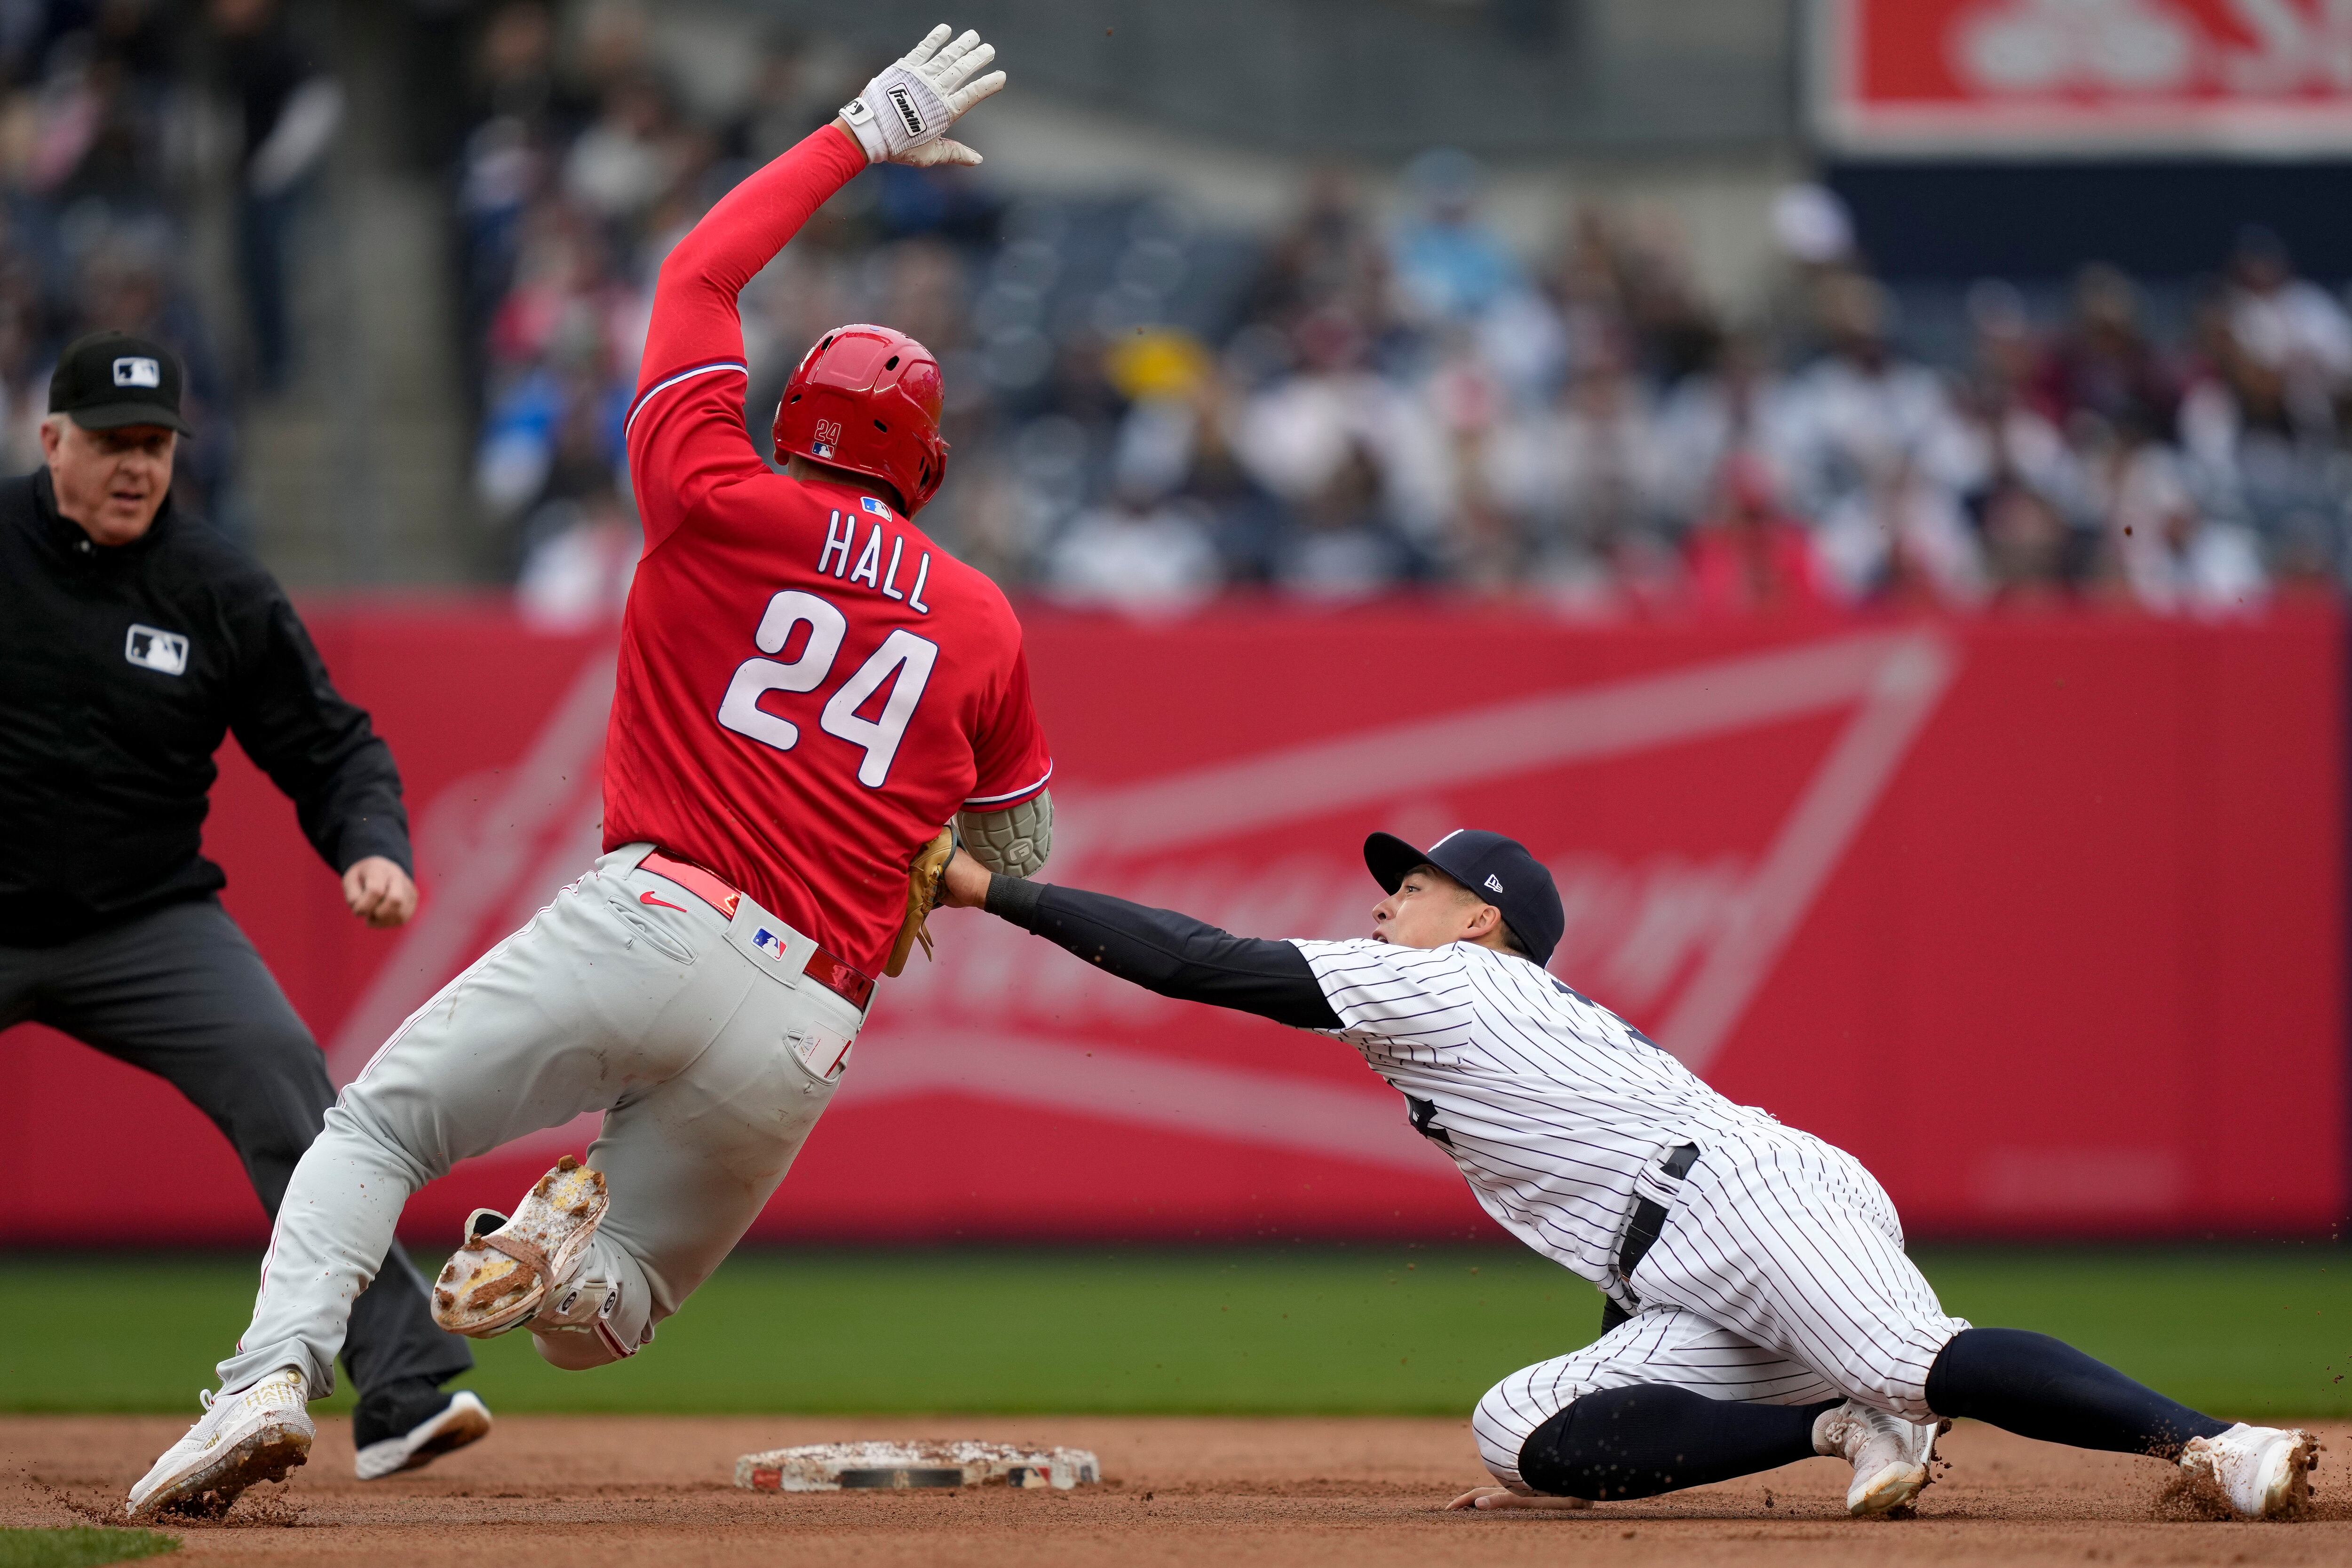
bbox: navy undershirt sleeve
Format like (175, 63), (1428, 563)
(983, 875), (1341, 1029)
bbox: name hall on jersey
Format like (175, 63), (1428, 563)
(818, 507), (932, 613)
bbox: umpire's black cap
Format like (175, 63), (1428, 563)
(48, 330), (194, 436)
(1363, 829), (1564, 966)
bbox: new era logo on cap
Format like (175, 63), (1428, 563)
(112, 356), (161, 388)
(1363, 827), (1566, 967)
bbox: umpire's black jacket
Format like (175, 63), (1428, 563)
(0, 468), (412, 947)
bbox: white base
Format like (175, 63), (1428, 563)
(735, 1439), (1101, 1492)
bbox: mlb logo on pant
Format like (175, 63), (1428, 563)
(752, 927), (786, 962)
(124, 624), (189, 675)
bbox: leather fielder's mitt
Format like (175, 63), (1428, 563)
(886, 826), (955, 978)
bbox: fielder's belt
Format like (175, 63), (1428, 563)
(1603, 1141), (1700, 1331)
(641, 850), (874, 1010)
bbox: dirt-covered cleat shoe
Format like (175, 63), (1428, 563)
(127, 1367), (313, 1518)
(354, 1389), (494, 1481)
(2179, 1423), (2318, 1519)
(430, 1156), (608, 1338)
(1815, 1400), (1943, 1517)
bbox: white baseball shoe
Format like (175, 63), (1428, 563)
(2178, 1423), (2318, 1519)
(1814, 1400), (1943, 1517)
(430, 1155), (608, 1338)
(127, 1367), (312, 1518)
(354, 1390), (494, 1481)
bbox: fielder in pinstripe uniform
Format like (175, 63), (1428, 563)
(938, 827), (2318, 1520)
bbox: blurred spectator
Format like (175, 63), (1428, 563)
(1390, 149), (1521, 325)
(1685, 456), (1829, 615)
(210, 0), (342, 393)
(2090, 424), (2268, 617)
(0, 0), (243, 532)
(1273, 439), (1410, 601)
(2223, 227), (2352, 433)
(1484, 344), (1664, 570)
(1043, 484), (1221, 616)
(2034, 264), (2177, 436)
(1979, 482), (2072, 607)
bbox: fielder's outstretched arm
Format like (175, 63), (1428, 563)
(962, 866), (1342, 1029)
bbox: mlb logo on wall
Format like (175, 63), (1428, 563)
(112, 356), (161, 388)
(124, 624), (189, 675)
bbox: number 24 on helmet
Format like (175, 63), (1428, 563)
(772, 325), (949, 515)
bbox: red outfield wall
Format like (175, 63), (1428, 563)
(4, 603), (2343, 1245)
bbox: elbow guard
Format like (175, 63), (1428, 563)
(957, 789), (1052, 878)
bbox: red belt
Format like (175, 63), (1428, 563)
(639, 851), (874, 1011)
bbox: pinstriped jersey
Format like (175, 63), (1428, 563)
(1289, 937), (1776, 1292)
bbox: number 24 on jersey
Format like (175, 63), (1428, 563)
(716, 589), (936, 787)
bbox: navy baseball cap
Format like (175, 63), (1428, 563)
(1364, 828), (1565, 966)
(48, 330), (194, 436)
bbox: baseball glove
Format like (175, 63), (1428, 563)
(886, 826), (956, 978)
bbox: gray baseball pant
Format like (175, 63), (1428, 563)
(218, 844), (861, 1397)
(0, 897), (472, 1405)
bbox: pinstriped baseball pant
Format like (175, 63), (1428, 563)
(1474, 1125), (1970, 1490)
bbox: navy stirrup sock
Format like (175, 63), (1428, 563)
(1518, 1385), (1842, 1500)
(1924, 1327), (2226, 1458)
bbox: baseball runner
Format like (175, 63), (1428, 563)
(130, 25), (1048, 1517)
(2, 331), (486, 1486)
(935, 827), (2317, 1520)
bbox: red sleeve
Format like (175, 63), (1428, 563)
(624, 124), (868, 554)
(965, 643), (1054, 810)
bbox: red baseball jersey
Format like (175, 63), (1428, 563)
(610, 125), (1051, 977)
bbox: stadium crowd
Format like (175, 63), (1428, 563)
(444, 5), (2350, 622)
(0, 0), (338, 539)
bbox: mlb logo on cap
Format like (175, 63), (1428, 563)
(48, 330), (194, 435)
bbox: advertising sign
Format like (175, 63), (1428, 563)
(1815, 0), (2352, 154)
(4, 605), (2341, 1245)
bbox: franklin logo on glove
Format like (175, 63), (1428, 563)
(836, 24), (1005, 169)
(886, 85), (926, 138)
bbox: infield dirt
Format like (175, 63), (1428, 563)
(5, 1414), (2349, 1566)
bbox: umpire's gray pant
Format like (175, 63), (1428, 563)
(0, 896), (472, 1405)
(218, 845), (859, 1398)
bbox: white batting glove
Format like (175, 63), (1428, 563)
(838, 24), (1005, 168)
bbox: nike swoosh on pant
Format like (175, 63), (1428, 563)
(639, 891), (688, 912)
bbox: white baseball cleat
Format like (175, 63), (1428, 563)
(1815, 1400), (1943, 1517)
(127, 1367), (313, 1518)
(354, 1390), (494, 1481)
(2178, 1423), (2318, 1519)
(430, 1155), (608, 1338)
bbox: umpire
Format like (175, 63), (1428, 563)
(0, 332), (491, 1479)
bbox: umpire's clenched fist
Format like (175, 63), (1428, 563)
(342, 855), (418, 928)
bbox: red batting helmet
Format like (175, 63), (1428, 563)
(772, 324), (949, 514)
